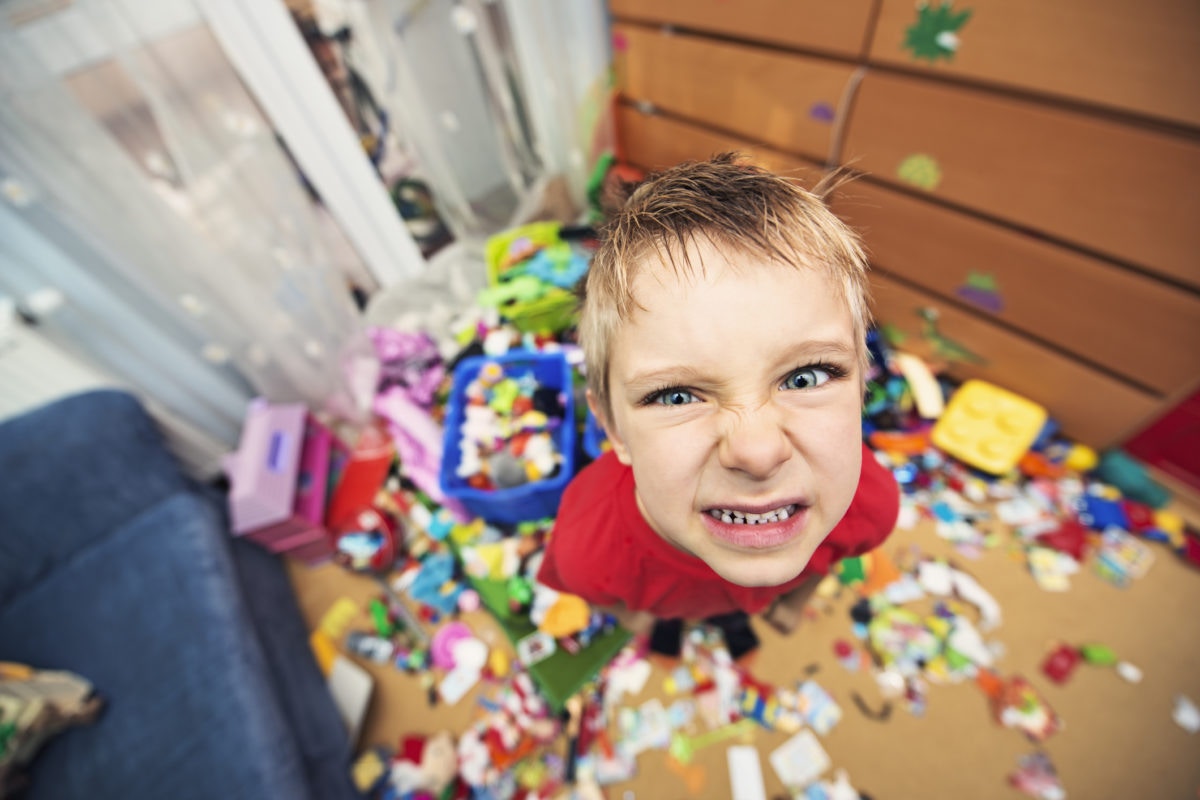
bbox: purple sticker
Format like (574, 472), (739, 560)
(955, 285), (1004, 313)
(809, 102), (835, 123)
(267, 431), (290, 473)
(612, 31), (627, 52)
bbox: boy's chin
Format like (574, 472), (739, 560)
(707, 552), (810, 589)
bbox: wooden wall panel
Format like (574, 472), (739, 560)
(843, 72), (1200, 290)
(617, 105), (821, 178)
(869, 274), (1160, 448)
(609, 0), (875, 59)
(833, 180), (1200, 396)
(868, 0), (1200, 129)
(613, 23), (857, 163)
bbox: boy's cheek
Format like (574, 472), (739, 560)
(607, 409), (677, 464)
(624, 426), (703, 472)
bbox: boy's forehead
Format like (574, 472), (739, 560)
(609, 258), (863, 385)
(614, 248), (863, 356)
(624, 239), (830, 307)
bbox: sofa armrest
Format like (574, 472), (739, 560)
(0, 389), (192, 606)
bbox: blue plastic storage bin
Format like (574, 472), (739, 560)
(583, 407), (609, 460)
(440, 350), (575, 525)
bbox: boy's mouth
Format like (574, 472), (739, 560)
(704, 503), (803, 525)
(701, 500), (809, 550)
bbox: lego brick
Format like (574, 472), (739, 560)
(932, 380), (1048, 475)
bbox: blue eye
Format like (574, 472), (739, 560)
(783, 367), (834, 390)
(648, 388), (698, 406)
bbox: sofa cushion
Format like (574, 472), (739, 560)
(228, 537), (362, 799)
(0, 493), (313, 800)
(0, 390), (191, 608)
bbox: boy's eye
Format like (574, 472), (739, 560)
(782, 366), (835, 391)
(647, 388), (699, 406)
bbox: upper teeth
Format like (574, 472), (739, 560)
(708, 505), (796, 525)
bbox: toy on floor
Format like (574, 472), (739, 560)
(931, 379), (1048, 475)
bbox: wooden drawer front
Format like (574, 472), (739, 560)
(609, 0), (874, 59)
(614, 23), (858, 163)
(843, 72), (1200, 290)
(618, 105), (821, 178)
(867, 0), (1200, 129)
(834, 180), (1200, 397)
(869, 274), (1159, 448)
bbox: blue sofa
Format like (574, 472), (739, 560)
(0, 390), (363, 800)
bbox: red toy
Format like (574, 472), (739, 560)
(1035, 518), (1090, 561)
(332, 507), (399, 573)
(1120, 499), (1157, 533)
(325, 424), (395, 529)
(1041, 644), (1082, 685)
(1183, 531), (1200, 569)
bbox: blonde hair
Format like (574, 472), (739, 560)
(578, 153), (872, 418)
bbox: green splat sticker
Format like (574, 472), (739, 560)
(897, 154), (942, 191)
(917, 306), (985, 365)
(904, 1), (973, 63)
(955, 271), (1004, 313)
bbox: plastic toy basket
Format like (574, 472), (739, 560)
(484, 222), (581, 334)
(439, 350), (576, 525)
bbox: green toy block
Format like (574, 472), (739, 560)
(838, 556), (866, 585)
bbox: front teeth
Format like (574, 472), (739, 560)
(709, 505), (796, 525)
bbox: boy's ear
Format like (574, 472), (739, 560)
(586, 389), (632, 466)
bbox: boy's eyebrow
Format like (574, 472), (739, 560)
(786, 339), (857, 360)
(624, 365), (715, 389)
(624, 339), (857, 389)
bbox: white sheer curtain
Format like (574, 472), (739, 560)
(0, 0), (380, 469)
(500, 0), (617, 208)
(326, 0), (615, 244)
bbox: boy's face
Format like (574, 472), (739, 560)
(594, 239), (863, 589)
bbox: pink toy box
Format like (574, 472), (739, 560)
(224, 399), (337, 564)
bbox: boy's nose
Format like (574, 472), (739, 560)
(717, 405), (791, 479)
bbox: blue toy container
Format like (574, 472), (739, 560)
(440, 350), (575, 525)
(583, 407), (609, 460)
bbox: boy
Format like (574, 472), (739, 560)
(536, 154), (900, 657)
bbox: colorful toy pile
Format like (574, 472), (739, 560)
(477, 222), (594, 336)
(453, 361), (566, 491)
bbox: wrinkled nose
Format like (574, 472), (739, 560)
(717, 405), (791, 480)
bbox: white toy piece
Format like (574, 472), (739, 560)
(894, 351), (945, 418)
(727, 745), (768, 800)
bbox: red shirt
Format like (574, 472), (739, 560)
(537, 444), (899, 620)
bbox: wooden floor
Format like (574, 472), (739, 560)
(287, 490), (1200, 799)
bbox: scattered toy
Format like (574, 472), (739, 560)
(1172, 695), (1200, 734)
(769, 729), (831, 793)
(1008, 751), (1066, 800)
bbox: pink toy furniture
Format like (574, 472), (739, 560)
(224, 399), (337, 564)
